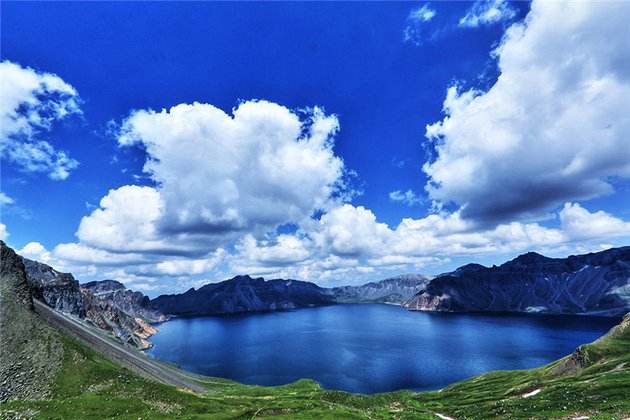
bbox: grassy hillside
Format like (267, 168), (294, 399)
(1, 313), (628, 419)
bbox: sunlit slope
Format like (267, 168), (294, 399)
(2, 313), (628, 419)
(2, 243), (629, 419)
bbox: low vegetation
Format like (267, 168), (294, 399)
(2, 314), (629, 419)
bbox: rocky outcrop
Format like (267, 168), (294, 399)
(81, 280), (166, 349)
(403, 247), (630, 317)
(21, 259), (164, 349)
(552, 312), (630, 375)
(330, 274), (429, 304)
(1, 241), (63, 402)
(151, 275), (336, 316)
(151, 274), (431, 316)
(82, 280), (166, 323)
(23, 258), (85, 317)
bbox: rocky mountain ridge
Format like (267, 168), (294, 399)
(329, 274), (429, 304)
(1, 242), (63, 401)
(403, 247), (630, 317)
(150, 274), (431, 316)
(151, 275), (335, 316)
(22, 259), (164, 349)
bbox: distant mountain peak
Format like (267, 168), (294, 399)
(507, 251), (552, 265)
(404, 246), (630, 317)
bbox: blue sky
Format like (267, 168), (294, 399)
(2, 1), (630, 295)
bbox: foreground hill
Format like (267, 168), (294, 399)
(404, 247), (630, 317)
(0, 242), (63, 402)
(2, 242), (629, 418)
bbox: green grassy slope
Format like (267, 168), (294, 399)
(2, 314), (628, 419)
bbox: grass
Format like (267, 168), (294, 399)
(2, 317), (629, 419)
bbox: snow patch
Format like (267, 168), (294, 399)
(522, 388), (541, 398)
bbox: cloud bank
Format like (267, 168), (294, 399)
(425, 1), (630, 224)
(0, 61), (81, 180)
(8, 0), (630, 293)
(459, 0), (516, 28)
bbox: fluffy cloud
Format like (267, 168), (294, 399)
(75, 185), (174, 254)
(409, 4), (436, 23)
(235, 234), (311, 267)
(221, 201), (630, 285)
(312, 204), (393, 258)
(404, 4), (437, 46)
(425, 0), (630, 224)
(559, 203), (630, 240)
(0, 61), (80, 180)
(19, 242), (53, 264)
(50, 100), (347, 284)
(0, 223), (8, 241)
(321, 202), (630, 263)
(459, 0), (516, 28)
(0, 192), (14, 206)
(389, 189), (422, 206)
(116, 101), (344, 240)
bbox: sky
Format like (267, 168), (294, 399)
(2, 1), (630, 296)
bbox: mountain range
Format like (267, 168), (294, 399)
(2, 239), (629, 417)
(150, 274), (429, 316)
(403, 247), (630, 317)
(10, 243), (630, 350)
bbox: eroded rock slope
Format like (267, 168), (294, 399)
(404, 247), (630, 316)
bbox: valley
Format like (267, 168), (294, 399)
(2, 240), (630, 418)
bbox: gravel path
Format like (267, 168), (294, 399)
(34, 299), (206, 393)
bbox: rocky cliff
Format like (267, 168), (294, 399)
(403, 247), (630, 316)
(82, 280), (166, 323)
(22, 258), (85, 317)
(151, 274), (431, 316)
(330, 274), (429, 304)
(22, 259), (164, 349)
(151, 275), (335, 316)
(0, 241), (63, 401)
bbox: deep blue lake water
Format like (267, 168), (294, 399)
(147, 304), (618, 394)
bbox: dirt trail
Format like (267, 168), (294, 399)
(34, 299), (206, 393)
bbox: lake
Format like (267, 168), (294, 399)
(146, 304), (618, 394)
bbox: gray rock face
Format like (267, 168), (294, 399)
(151, 275), (335, 316)
(330, 274), (430, 304)
(403, 247), (630, 317)
(82, 280), (166, 323)
(22, 258), (85, 317)
(1, 242), (63, 402)
(151, 274), (431, 316)
(21, 259), (164, 349)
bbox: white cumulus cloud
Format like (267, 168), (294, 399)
(409, 4), (436, 23)
(425, 0), (630, 224)
(389, 189), (422, 206)
(0, 192), (14, 206)
(116, 101), (344, 240)
(0, 223), (8, 241)
(0, 61), (81, 180)
(459, 0), (517, 28)
(404, 3), (437, 46)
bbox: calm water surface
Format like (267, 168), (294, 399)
(147, 304), (618, 394)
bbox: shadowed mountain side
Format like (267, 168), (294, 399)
(0, 241), (64, 402)
(404, 247), (630, 317)
(22, 259), (165, 349)
(151, 275), (335, 316)
(150, 274), (430, 316)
